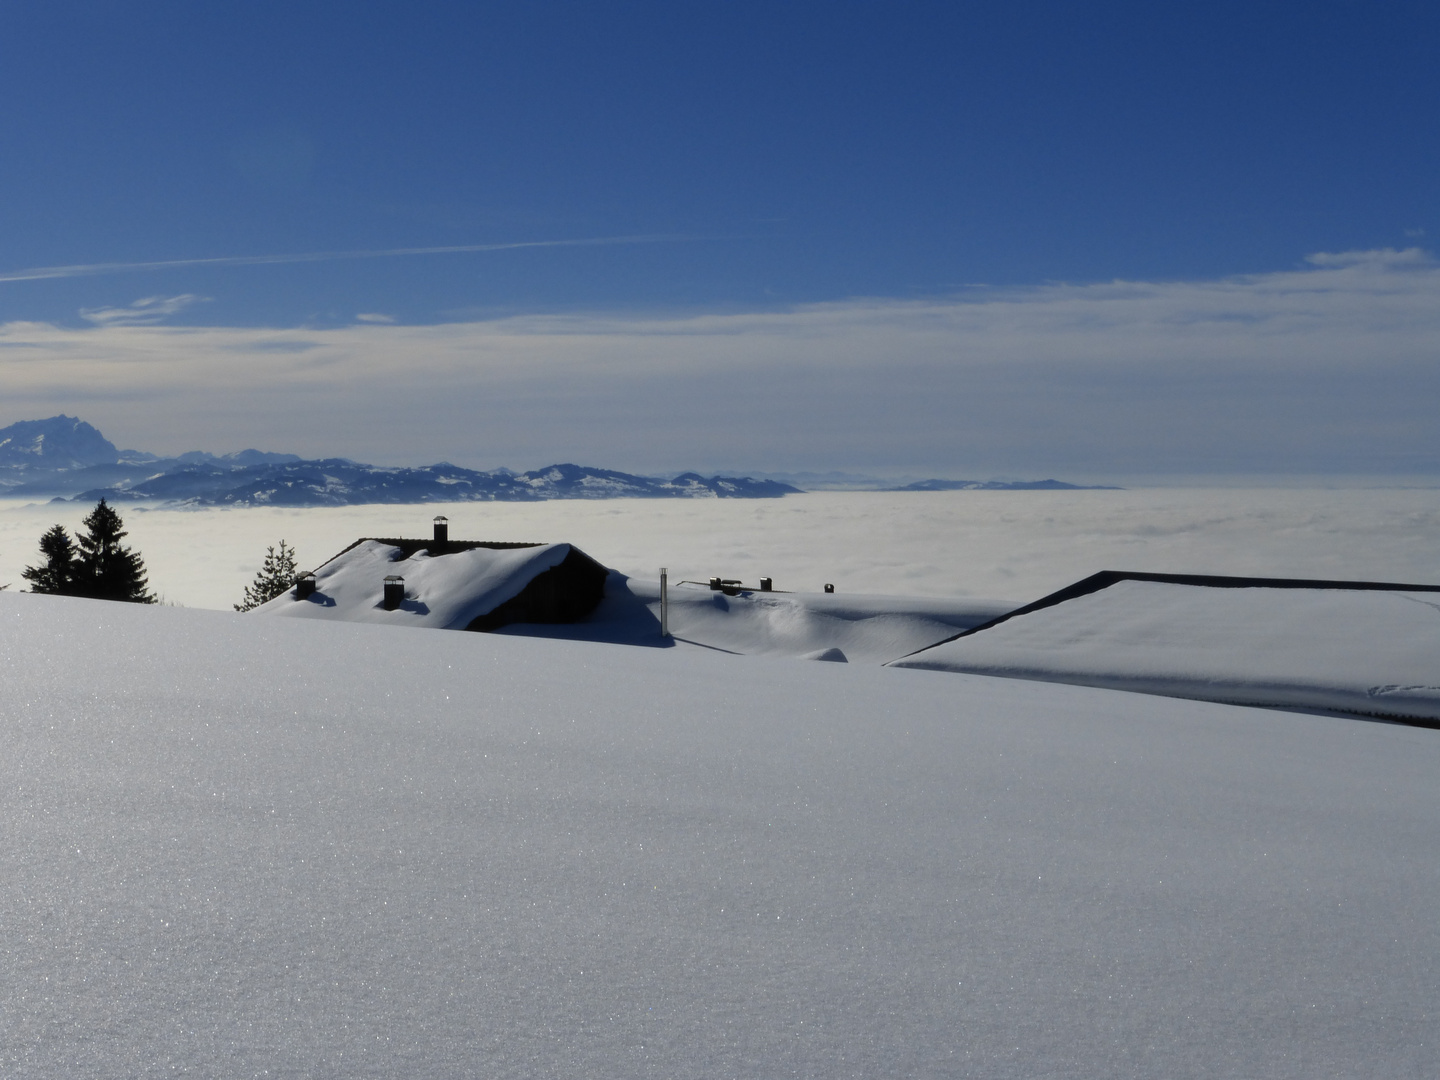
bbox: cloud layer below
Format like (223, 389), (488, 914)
(1, 250), (1436, 477)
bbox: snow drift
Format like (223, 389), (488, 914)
(572, 577), (1015, 664)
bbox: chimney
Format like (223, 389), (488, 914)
(294, 573), (317, 600)
(760, 577), (773, 592)
(823, 583), (835, 594)
(383, 574), (405, 610)
(433, 515), (449, 547)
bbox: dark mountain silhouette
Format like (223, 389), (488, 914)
(0, 417), (1112, 505)
(0, 416), (119, 469)
(80, 459), (802, 505)
(0, 418), (801, 505)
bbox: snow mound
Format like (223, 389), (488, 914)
(892, 577), (1440, 722)
(255, 539), (573, 629)
(496, 575), (1015, 663)
(659, 584), (1014, 663)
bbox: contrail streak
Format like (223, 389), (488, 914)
(0, 234), (693, 284)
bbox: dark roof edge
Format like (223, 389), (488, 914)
(891, 570), (1440, 663)
(309, 537), (546, 574)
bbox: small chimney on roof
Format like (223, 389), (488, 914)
(433, 515), (449, 546)
(383, 574), (405, 610)
(294, 573), (317, 600)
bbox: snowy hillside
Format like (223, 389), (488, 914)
(2, 592), (1438, 1078)
(892, 577), (1440, 722)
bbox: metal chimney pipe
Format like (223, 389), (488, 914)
(659, 567), (669, 638)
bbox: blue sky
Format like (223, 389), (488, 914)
(1, 1), (1437, 477)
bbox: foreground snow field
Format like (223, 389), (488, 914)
(3, 593), (1437, 1078)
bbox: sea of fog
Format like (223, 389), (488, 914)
(2, 487), (1438, 611)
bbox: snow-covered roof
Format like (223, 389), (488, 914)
(255, 539), (579, 629)
(891, 573), (1440, 722)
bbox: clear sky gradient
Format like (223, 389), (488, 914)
(1, 1), (1436, 477)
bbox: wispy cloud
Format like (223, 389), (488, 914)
(1304, 247), (1431, 269)
(354, 313), (396, 324)
(79, 294), (204, 326)
(2, 249), (1437, 478)
(0, 234), (696, 285)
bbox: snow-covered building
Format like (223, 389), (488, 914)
(890, 570), (1440, 724)
(257, 516), (609, 631)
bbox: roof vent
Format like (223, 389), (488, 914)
(383, 574), (405, 610)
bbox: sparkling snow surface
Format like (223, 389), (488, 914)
(892, 581), (1440, 722)
(3, 592), (1438, 1078)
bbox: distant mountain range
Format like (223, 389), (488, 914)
(0, 416), (1116, 506)
(889, 478), (1120, 491)
(0, 417), (800, 504)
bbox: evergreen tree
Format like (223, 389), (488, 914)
(235, 540), (299, 611)
(21, 524), (78, 594)
(74, 498), (156, 603)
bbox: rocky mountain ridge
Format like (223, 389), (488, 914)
(0, 416), (1116, 505)
(0, 417), (801, 505)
